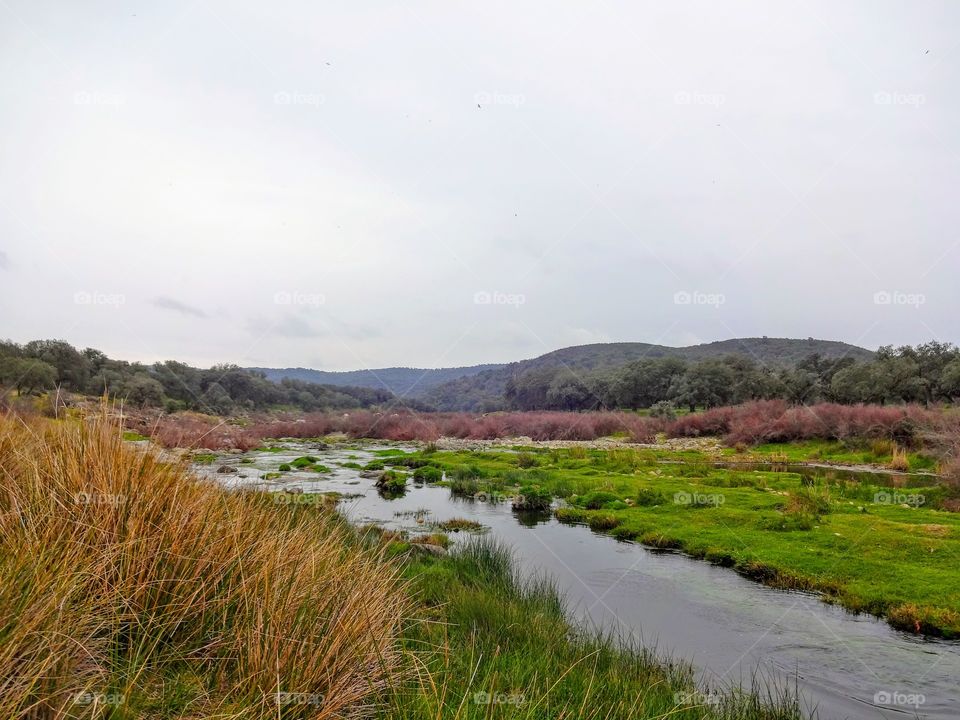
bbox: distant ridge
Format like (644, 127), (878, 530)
(417, 337), (875, 410)
(249, 364), (504, 397)
(252, 337), (874, 407)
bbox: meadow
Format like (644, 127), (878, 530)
(0, 411), (806, 719)
(385, 443), (960, 638)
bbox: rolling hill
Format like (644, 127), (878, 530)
(419, 337), (875, 410)
(248, 364), (503, 398)
(254, 338), (874, 410)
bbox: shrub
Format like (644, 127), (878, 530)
(588, 513), (621, 531)
(635, 488), (665, 506)
(451, 464), (483, 480)
(553, 507), (588, 524)
(576, 490), (624, 510)
(448, 476), (480, 496)
(513, 485), (552, 511)
(786, 488), (832, 517)
(889, 447), (910, 472)
(413, 465), (443, 482)
(759, 512), (817, 532)
(516, 451), (537, 468)
(376, 470), (408, 494)
(649, 400), (677, 421)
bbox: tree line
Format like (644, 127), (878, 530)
(505, 342), (960, 413)
(0, 339), (400, 413)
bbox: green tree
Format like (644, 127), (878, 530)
(939, 359), (960, 401)
(0, 357), (57, 395)
(830, 364), (883, 404)
(611, 358), (686, 409)
(670, 360), (735, 411)
(23, 339), (89, 389)
(123, 374), (166, 407)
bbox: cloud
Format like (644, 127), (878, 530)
(152, 296), (207, 318)
(0, 251), (8, 270)
(246, 313), (321, 339)
(246, 312), (381, 341)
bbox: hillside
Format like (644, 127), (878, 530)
(253, 338), (874, 410)
(420, 337), (875, 410)
(249, 363), (503, 398)
(511, 338), (873, 371)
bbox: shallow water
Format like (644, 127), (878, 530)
(198, 442), (960, 720)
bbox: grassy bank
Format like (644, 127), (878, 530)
(381, 540), (803, 720)
(389, 445), (960, 637)
(0, 413), (806, 719)
(0, 412), (412, 718)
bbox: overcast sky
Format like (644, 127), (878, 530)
(1, 1), (957, 370)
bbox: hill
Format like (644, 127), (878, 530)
(253, 338), (874, 410)
(420, 338), (875, 410)
(248, 363), (503, 398)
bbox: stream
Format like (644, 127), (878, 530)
(196, 442), (960, 720)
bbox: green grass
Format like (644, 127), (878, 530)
(380, 539), (804, 719)
(289, 456), (331, 472)
(121, 431), (149, 441)
(743, 439), (938, 471)
(435, 517), (486, 533)
(403, 445), (960, 637)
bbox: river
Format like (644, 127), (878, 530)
(198, 441), (960, 720)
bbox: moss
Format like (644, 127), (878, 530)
(513, 485), (552, 511)
(413, 465), (443, 482)
(376, 470), (408, 495)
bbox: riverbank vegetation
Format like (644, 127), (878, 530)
(0, 411), (411, 718)
(0, 411), (807, 719)
(388, 445), (960, 638)
(5, 338), (960, 417)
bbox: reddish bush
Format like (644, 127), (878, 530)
(129, 403), (957, 451)
(668, 401), (950, 447)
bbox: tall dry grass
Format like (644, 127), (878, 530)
(0, 410), (412, 719)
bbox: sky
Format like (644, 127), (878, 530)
(1, 1), (957, 371)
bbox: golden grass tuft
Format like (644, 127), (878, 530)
(888, 446), (910, 472)
(0, 410), (413, 719)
